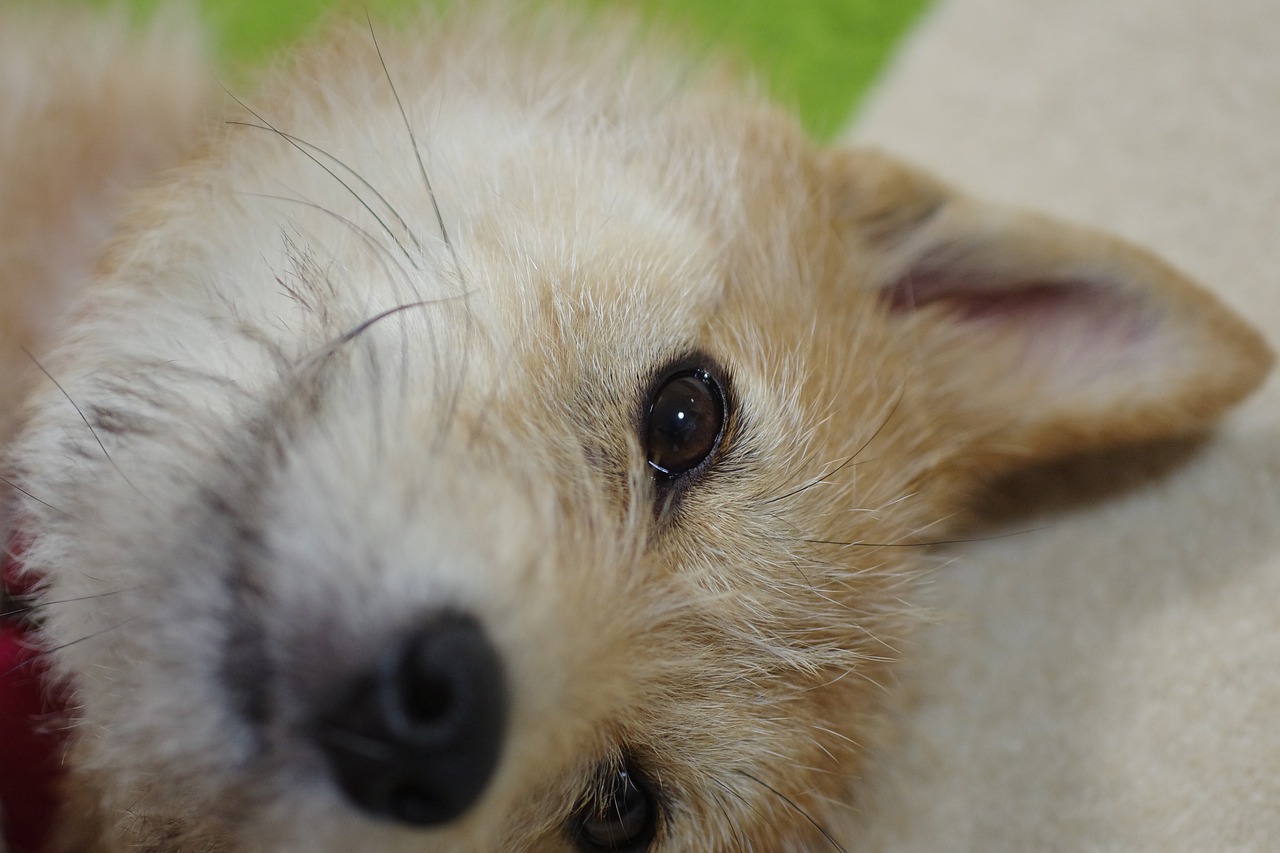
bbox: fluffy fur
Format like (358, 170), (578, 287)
(0, 3), (1270, 850)
(0, 4), (207, 459)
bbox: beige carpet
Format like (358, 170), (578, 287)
(851, 0), (1280, 848)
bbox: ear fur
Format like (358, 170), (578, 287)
(826, 147), (1274, 466)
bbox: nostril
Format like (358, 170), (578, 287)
(399, 666), (455, 728)
(315, 613), (507, 826)
(383, 623), (469, 738)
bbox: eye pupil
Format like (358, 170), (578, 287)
(646, 368), (725, 477)
(574, 767), (656, 851)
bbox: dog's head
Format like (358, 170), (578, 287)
(6, 8), (1270, 851)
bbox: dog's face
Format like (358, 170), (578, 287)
(6, 8), (1270, 852)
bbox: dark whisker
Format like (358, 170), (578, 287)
(710, 774), (779, 851)
(764, 387), (904, 506)
(22, 347), (144, 498)
(795, 526), (1044, 549)
(222, 89), (419, 270)
(334, 299), (465, 348)
(368, 17), (479, 462)
(0, 474), (77, 521)
(239, 191), (417, 295)
(366, 14), (465, 286)
(227, 121), (426, 260)
(736, 771), (848, 853)
(2, 587), (141, 620)
(1, 616), (138, 680)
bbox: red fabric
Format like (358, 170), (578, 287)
(1, 541), (66, 853)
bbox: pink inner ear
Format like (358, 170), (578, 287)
(887, 274), (1109, 323)
(884, 270), (1158, 387)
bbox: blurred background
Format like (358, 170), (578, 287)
(60, 0), (933, 139)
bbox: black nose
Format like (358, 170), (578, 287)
(315, 613), (507, 825)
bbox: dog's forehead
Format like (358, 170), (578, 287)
(445, 138), (729, 360)
(217, 21), (820, 407)
(244, 98), (747, 398)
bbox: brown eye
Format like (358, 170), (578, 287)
(572, 766), (657, 851)
(645, 367), (725, 478)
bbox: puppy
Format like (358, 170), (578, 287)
(0, 3), (1271, 851)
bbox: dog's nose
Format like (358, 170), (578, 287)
(315, 613), (507, 825)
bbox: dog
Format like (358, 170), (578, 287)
(0, 3), (1271, 851)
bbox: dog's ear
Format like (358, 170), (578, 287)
(824, 148), (1273, 466)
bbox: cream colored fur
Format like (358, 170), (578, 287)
(0, 3), (1271, 851)
(852, 0), (1280, 848)
(0, 4), (208, 462)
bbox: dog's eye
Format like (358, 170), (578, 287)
(645, 367), (726, 478)
(571, 765), (657, 851)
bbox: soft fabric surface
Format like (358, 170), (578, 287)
(851, 0), (1280, 847)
